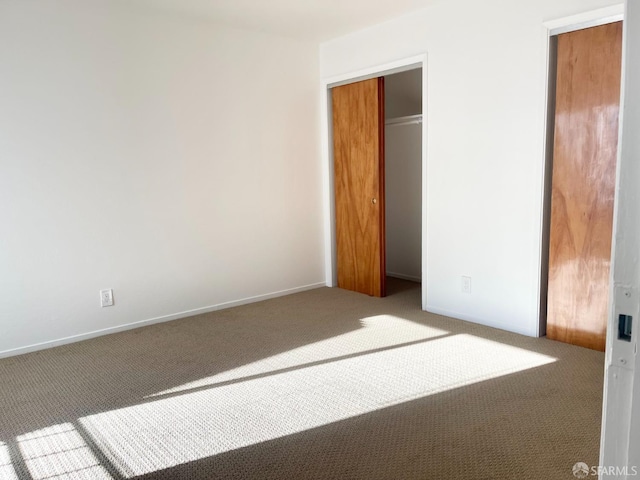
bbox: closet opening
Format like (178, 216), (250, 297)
(383, 69), (423, 295)
(541, 21), (623, 351)
(328, 64), (423, 304)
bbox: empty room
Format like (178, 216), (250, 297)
(1, 0), (639, 479)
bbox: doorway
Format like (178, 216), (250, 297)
(322, 55), (427, 310)
(542, 21), (623, 351)
(330, 70), (422, 298)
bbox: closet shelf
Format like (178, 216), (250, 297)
(385, 114), (422, 126)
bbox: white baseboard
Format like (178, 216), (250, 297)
(387, 271), (422, 283)
(425, 304), (539, 338)
(0, 282), (325, 359)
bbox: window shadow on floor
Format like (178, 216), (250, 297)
(0, 278), (604, 480)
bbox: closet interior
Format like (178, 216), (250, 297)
(384, 68), (423, 285)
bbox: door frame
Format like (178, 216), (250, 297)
(538, 4), (625, 338)
(539, 4), (624, 334)
(320, 54), (428, 309)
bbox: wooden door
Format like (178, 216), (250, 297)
(547, 22), (623, 351)
(332, 78), (386, 297)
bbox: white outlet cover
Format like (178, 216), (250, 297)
(100, 289), (114, 307)
(462, 276), (472, 294)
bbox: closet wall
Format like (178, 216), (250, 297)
(384, 69), (422, 282)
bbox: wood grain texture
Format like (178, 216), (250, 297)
(547, 22), (622, 351)
(332, 78), (386, 297)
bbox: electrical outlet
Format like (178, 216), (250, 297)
(462, 276), (472, 294)
(100, 289), (114, 307)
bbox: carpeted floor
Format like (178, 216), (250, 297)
(0, 279), (604, 480)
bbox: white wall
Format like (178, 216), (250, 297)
(601, 0), (640, 473)
(321, 0), (622, 336)
(0, 0), (324, 356)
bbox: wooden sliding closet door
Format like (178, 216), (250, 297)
(332, 78), (386, 297)
(547, 22), (623, 351)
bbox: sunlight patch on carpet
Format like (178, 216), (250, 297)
(16, 424), (111, 480)
(77, 334), (556, 478)
(0, 441), (18, 480)
(148, 315), (449, 397)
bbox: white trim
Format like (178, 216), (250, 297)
(387, 272), (422, 283)
(0, 282), (325, 359)
(324, 56), (424, 88)
(544, 4), (624, 35)
(420, 56), (429, 312)
(549, 14), (623, 36)
(320, 80), (336, 287)
(320, 54), (428, 311)
(537, 40), (549, 338)
(534, 26), (553, 338)
(425, 305), (537, 338)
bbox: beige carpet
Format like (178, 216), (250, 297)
(0, 279), (604, 480)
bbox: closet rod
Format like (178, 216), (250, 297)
(385, 114), (422, 126)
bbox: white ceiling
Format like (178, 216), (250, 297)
(129, 0), (441, 41)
